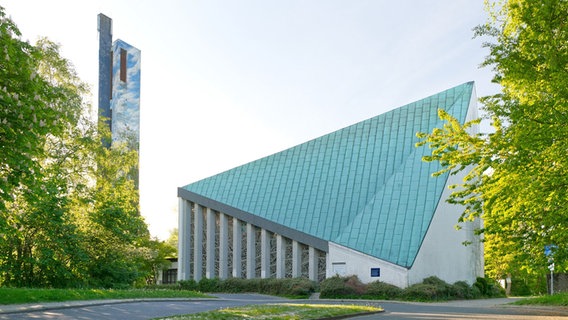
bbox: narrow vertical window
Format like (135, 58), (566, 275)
(120, 48), (127, 83)
(109, 53), (113, 99)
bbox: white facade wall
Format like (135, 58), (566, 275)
(327, 242), (408, 287)
(408, 168), (483, 285)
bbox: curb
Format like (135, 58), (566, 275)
(317, 310), (385, 319)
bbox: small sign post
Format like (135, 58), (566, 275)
(548, 263), (554, 294)
(545, 245), (557, 295)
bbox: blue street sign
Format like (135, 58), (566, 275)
(545, 245), (557, 257)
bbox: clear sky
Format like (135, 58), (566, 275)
(3, 1), (498, 240)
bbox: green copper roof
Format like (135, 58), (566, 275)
(183, 82), (475, 268)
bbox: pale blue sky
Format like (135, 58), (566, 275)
(4, 1), (497, 239)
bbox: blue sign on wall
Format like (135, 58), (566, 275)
(371, 268), (380, 277)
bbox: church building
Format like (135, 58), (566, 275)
(177, 82), (483, 288)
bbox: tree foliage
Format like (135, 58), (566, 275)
(417, 0), (567, 287)
(0, 6), (163, 288)
(0, 10), (84, 210)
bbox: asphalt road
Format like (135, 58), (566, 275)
(350, 300), (568, 319)
(1, 295), (567, 320)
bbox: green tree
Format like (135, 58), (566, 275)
(0, 8), (94, 287)
(1, 7), (154, 288)
(166, 228), (179, 255)
(417, 0), (567, 291)
(140, 237), (176, 285)
(0, 9), (84, 210)
(81, 136), (150, 288)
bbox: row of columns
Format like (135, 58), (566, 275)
(178, 199), (322, 282)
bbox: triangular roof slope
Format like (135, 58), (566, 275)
(183, 82), (475, 268)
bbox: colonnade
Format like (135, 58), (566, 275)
(178, 199), (326, 282)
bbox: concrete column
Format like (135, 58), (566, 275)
(260, 229), (270, 278)
(193, 204), (203, 281)
(232, 218), (242, 278)
(246, 223), (256, 279)
(177, 198), (191, 281)
(291, 240), (301, 278)
(276, 234), (285, 278)
(219, 212), (229, 279)
(309, 246), (318, 281)
(206, 208), (216, 279)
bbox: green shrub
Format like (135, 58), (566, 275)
(193, 277), (314, 297)
(243, 278), (262, 293)
(198, 278), (222, 292)
(471, 283), (482, 298)
(345, 275), (366, 294)
(284, 277), (316, 297)
(219, 277), (247, 293)
(422, 276), (451, 298)
(260, 278), (283, 295)
(510, 278), (533, 296)
(423, 276), (449, 288)
(451, 281), (475, 299)
(473, 277), (488, 295)
(473, 277), (505, 298)
(320, 275), (353, 298)
(402, 277), (483, 301)
(178, 279), (198, 291)
(365, 280), (402, 299)
(489, 281), (506, 297)
(403, 283), (441, 300)
(320, 275), (364, 298)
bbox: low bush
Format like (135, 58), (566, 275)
(320, 275), (365, 298)
(285, 277), (317, 297)
(260, 278), (284, 295)
(473, 277), (506, 298)
(451, 281), (476, 299)
(319, 276), (494, 301)
(219, 277), (248, 293)
(319, 275), (348, 298)
(174, 275), (503, 301)
(178, 279), (198, 291)
(198, 278), (222, 292)
(403, 283), (441, 300)
(177, 277), (315, 298)
(422, 276), (452, 298)
(365, 280), (402, 299)
(510, 278), (534, 296)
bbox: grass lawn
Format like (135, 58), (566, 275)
(513, 292), (568, 306)
(155, 303), (383, 320)
(0, 287), (211, 305)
